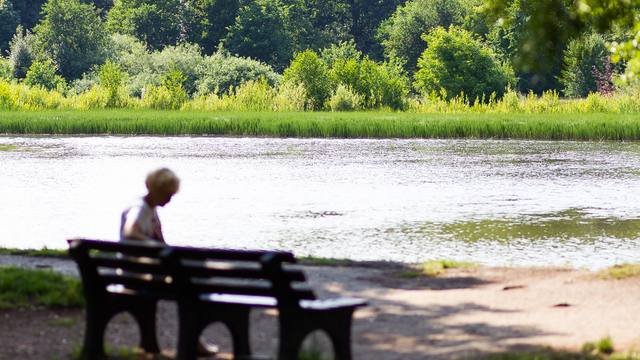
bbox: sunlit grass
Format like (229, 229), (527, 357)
(489, 337), (640, 360)
(0, 246), (69, 257)
(0, 266), (84, 308)
(605, 264), (640, 279)
(397, 260), (477, 278)
(2, 110), (640, 140)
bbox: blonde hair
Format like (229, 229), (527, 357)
(146, 168), (180, 194)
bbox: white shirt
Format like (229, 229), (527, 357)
(120, 198), (164, 242)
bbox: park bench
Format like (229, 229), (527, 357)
(68, 239), (367, 360)
(164, 246), (367, 360)
(68, 239), (174, 360)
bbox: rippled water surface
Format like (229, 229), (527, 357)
(2, 136), (640, 269)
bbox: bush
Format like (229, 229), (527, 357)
(98, 59), (126, 108)
(23, 60), (67, 92)
(413, 26), (515, 103)
(272, 82), (308, 111)
(233, 78), (274, 111)
(0, 57), (11, 80)
(560, 32), (609, 98)
(195, 46), (280, 96)
(9, 28), (34, 80)
(283, 49), (331, 110)
(330, 56), (410, 110)
(328, 84), (362, 111)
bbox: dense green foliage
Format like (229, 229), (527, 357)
(560, 32), (608, 98)
(0, 266), (84, 308)
(1, 0), (640, 106)
(414, 26), (515, 102)
(376, 0), (478, 74)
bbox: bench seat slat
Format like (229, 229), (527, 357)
(70, 239), (167, 256)
(299, 297), (368, 310)
(199, 293), (278, 307)
(181, 266), (307, 282)
(100, 275), (173, 292)
(90, 258), (164, 273)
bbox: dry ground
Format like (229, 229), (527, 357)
(1, 255), (639, 360)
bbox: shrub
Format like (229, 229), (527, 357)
(272, 82), (308, 111)
(328, 84), (362, 111)
(283, 49), (331, 110)
(233, 78), (274, 111)
(9, 28), (34, 80)
(413, 26), (515, 103)
(23, 60), (67, 92)
(98, 59), (126, 108)
(195, 46), (280, 96)
(330, 56), (410, 110)
(0, 57), (12, 80)
(560, 32), (609, 98)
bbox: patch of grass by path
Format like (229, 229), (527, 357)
(397, 260), (478, 278)
(605, 264), (640, 279)
(489, 337), (640, 360)
(297, 256), (355, 266)
(0, 246), (69, 257)
(0, 266), (84, 308)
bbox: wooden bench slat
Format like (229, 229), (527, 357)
(89, 258), (165, 273)
(199, 293), (278, 307)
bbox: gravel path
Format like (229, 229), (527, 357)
(1, 255), (639, 360)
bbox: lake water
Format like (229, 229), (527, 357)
(1, 136), (640, 269)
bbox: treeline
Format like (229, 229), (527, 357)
(0, 0), (635, 111)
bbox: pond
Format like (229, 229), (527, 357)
(1, 136), (640, 269)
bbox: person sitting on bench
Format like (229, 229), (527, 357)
(120, 167), (219, 357)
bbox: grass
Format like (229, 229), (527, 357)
(0, 266), (84, 308)
(397, 260), (477, 278)
(605, 264), (640, 279)
(0, 246), (69, 257)
(488, 337), (640, 360)
(297, 256), (355, 266)
(3, 110), (640, 140)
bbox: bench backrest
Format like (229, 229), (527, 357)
(164, 247), (316, 305)
(68, 239), (175, 300)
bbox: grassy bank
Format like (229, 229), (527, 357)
(0, 266), (84, 308)
(2, 110), (640, 140)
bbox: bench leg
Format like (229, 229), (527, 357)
(278, 313), (308, 360)
(224, 306), (252, 359)
(177, 304), (205, 360)
(131, 299), (161, 353)
(323, 313), (354, 360)
(82, 305), (111, 360)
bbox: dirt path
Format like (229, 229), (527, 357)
(1, 255), (639, 360)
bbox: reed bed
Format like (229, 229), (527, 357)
(2, 110), (640, 140)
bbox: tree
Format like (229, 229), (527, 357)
(195, 46), (280, 96)
(8, 27), (34, 79)
(346, 0), (408, 59)
(376, 0), (474, 74)
(283, 49), (331, 110)
(186, 0), (240, 55)
(107, 0), (184, 51)
(560, 32), (609, 98)
(413, 26), (515, 102)
(485, 0), (573, 94)
(0, 1), (20, 54)
(223, 0), (298, 72)
(33, 0), (107, 80)
(23, 59), (66, 90)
